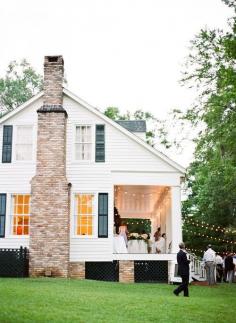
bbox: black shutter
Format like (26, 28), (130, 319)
(2, 125), (13, 163)
(95, 125), (105, 162)
(0, 194), (6, 237)
(98, 193), (108, 238)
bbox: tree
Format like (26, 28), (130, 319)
(180, 1), (236, 254)
(104, 107), (121, 120)
(0, 59), (43, 114)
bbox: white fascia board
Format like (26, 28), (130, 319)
(0, 92), (44, 124)
(63, 88), (186, 174)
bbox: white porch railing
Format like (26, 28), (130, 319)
(170, 252), (206, 283)
(188, 253), (206, 280)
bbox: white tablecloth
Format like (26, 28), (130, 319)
(128, 240), (148, 253)
(113, 236), (128, 253)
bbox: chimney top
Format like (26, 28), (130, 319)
(44, 55), (64, 65)
(37, 55), (66, 115)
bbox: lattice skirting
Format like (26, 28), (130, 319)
(84, 260), (168, 283)
(134, 260), (168, 283)
(0, 251), (168, 282)
(0, 247), (29, 277)
(85, 261), (119, 282)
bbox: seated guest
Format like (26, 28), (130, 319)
(118, 225), (129, 247)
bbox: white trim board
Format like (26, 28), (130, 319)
(113, 253), (176, 261)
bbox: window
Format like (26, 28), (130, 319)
(75, 194), (95, 236)
(75, 125), (92, 161)
(98, 193), (108, 238)
(95, 125), (105, 162)
(12, 194), (31, 235)
(2, 125), (13, 163)
(0, 194), (6, 237)
(15, 126), (33, 161)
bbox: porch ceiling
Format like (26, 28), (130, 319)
(114, 185), (170, 219)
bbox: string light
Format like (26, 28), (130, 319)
(121, 219), (151, 231)
(116, 191), (159, 198)
(123, 220), (150, 225)
(183, 218), (234, 233)
(183, 228), (236, 245)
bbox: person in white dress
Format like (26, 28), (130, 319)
(118, 225), (128, 247)
(155, 233), (166, 254)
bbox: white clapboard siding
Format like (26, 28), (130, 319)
(64, 95), (181, 261)
(70, 239), (113, 262)
(64, 95), (176, 172)
(0, 238), (29, 249)
(65, 96), (113, 261)
(0, 98), (41, 249)
(0, 93), (183, 260)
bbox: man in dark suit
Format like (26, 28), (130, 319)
(173, 242), (190, 297)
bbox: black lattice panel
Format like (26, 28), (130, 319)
(134, 261), (168, 283)
(0, 247), (29, 277)
(85, 261), (119, 282)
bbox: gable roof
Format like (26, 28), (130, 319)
(116, 120), (146, 133)
(0, 88), (185, 174)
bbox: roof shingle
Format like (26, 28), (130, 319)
(116, 120), (146, 133)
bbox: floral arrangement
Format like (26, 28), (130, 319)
(128, 233), (149, 242)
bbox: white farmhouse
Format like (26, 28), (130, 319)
(0, 56), (185, 282)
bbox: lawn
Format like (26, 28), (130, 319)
(0, 279), (235, 323)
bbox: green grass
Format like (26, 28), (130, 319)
(0, 279), (235, 323)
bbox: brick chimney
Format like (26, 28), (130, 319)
(43, 56), (64, 105)
(30, 56), (70, 277)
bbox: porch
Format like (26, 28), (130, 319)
(111, 182), (183, 283)
(113, 184), (182, 255)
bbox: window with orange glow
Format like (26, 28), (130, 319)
(75, 194), (94, 236)
(12, 194), (30, 235)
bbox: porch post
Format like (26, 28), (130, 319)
(170, 186), (182, 253)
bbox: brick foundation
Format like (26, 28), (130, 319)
(69, 262), (86, 279)
(119, 260), (134, 283)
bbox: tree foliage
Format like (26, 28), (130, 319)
(182, 2), (236, 254)
(0, 59), (43, 114)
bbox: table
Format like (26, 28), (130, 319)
(128, 240), (148, 253)
(113, 236), (128, 253)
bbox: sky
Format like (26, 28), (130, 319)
(0, 0), (233, 167)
